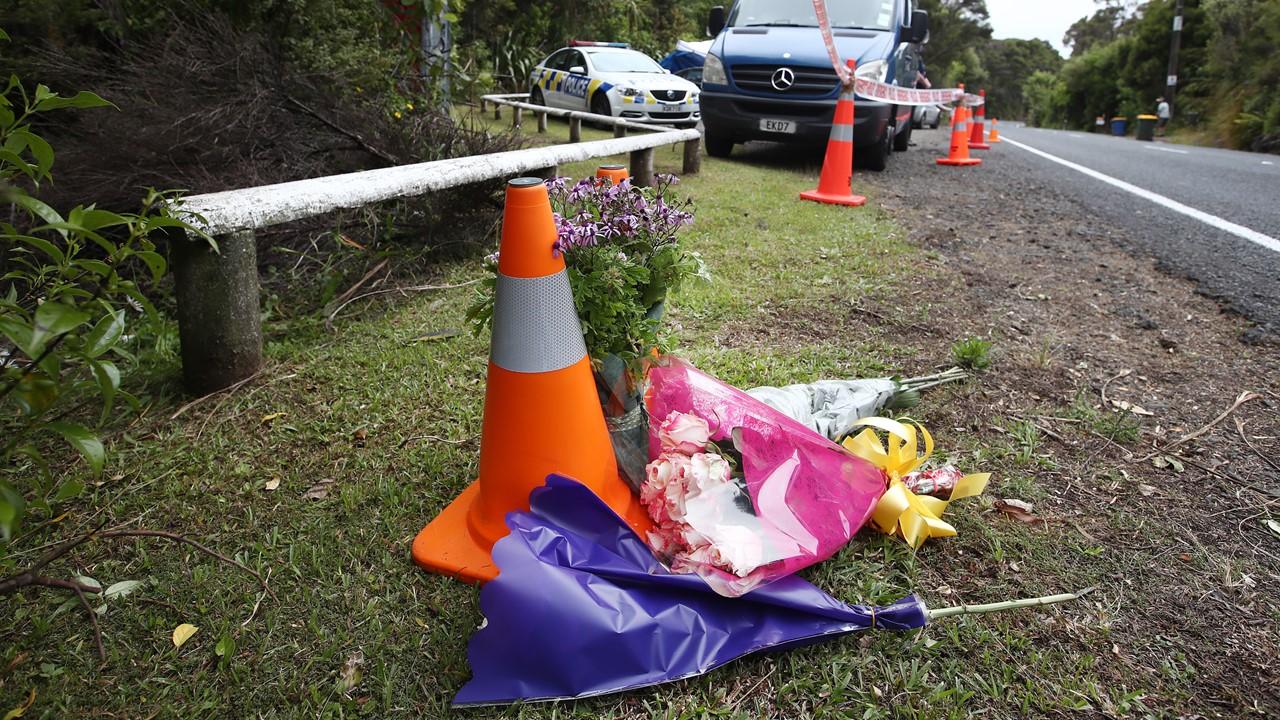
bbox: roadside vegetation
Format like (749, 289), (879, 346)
(1022, 0), (1280, 153)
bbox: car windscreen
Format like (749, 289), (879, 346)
(587, 51), (665, 73)
(729, 0), (895, 31)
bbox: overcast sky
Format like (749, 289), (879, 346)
(985, 0), (1099, 56)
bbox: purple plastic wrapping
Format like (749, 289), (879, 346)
(642, 358), (889, 596)
(454, 475), (928, 706)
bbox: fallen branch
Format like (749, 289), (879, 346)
(323, 258), (391, 331)
(325, 277), (481, 326)
(928, 586), (1095, 621)
(0, 526), (275, 662)
(285, 95), (400, 165)
(97, 530), (275, 600)
(1133, 391), (1261, 463)
(1234, 417), (1280, 474)
(170, 369), (263, 420)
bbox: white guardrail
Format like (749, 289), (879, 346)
(170, 93), (703, 394)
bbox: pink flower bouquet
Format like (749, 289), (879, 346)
(640, 358), (888, 597)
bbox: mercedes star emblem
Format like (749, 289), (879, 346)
(771, 67), (795, 91)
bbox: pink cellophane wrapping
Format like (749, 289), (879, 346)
(645, 358), (888, 596)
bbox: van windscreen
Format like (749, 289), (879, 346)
(730, 0), (894, 31)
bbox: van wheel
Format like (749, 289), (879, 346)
(860, 128), (891, 171)
(893, 120), (913, 151)
(704, 128), (734, 158)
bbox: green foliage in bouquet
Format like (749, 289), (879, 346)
(468, 174), (708, 376)
(0, 36), (205, 543)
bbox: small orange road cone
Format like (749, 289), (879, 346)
(411, 177), (650, 584)
(596, 164), (629, 185)
(988, 118), (1001, 143)
(937, 89), (982, 167)
(800, 60), (866, 207)
(968, 89), (991, 150)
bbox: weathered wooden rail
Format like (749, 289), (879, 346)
(172, 102), (702, 394)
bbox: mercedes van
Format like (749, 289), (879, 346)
(700, 0), (929, 170)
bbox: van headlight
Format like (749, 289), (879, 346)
(703, 53), (727, 85)
(854, 59), (888, 84)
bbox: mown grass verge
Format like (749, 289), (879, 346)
(3, 110), (1145, 719)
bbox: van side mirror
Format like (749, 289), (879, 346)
(707, 6), (726, 36)
(903, 9), (929, 44)
(569, 65), (586, 75)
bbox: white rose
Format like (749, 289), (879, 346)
(658, 411), (711, 455)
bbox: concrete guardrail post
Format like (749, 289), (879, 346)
(513, 107), (523, 129)
(682, 136), (702, 175)
(569, 116), (582, 143)
(537, 111), (548, 133)
(171, 229), (263, 394)
(613, 123), (627, 139)
(493, 104), (501, 120)
(629, 147), (655, 187)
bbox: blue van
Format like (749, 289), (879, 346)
(700, 0), (929, 170)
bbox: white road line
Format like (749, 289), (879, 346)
(1264, 161), (1275, 166)
(1143, 144), (1190, 154)
(1001, 135), (1280, 254)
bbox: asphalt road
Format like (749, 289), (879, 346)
(989, 123), (1280, 335)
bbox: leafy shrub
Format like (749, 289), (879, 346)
(0, 40), (203, 541)
(468, 175), (707, 376)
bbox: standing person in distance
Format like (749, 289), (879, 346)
(1156, 96), (1171, 138)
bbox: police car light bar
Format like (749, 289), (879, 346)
(568, 40), (629, 48)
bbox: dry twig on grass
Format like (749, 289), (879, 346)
(1133, 391), (1261, 463)
(0, 526), (273, 661)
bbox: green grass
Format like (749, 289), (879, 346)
(0, 110), (1213, 718)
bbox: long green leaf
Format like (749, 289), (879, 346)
(91, 358), (120, 418)
(29, 301), (90, 356)
(34, 90), (114, 112)
(46, 421), (105, 474)
(83, 309), (125, 358)
(0, 479), (26, 541)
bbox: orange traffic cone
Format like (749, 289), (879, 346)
(596, 164), (629, 185)
(968, 89), (990, 150)
(411, 177), (650, 583)
(988, 118), (1001, 143)
(800, 59), (865, 207)
(937, 91), (982, 167)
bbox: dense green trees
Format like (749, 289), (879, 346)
(1024, 0), (1277, 151)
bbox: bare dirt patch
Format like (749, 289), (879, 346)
(860, 129), (1280, 715)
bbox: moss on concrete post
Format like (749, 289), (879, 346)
(171, 229), (263, 394)
(629, 147), (654, 187)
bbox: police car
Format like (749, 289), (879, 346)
(528, 42), (701, 127)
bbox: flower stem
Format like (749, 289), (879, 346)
(927, 586), (1095, 621)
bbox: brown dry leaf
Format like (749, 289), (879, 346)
(994, 498), (1041, 524)
(1109, 399), (1155, 417)
(337, 234), (366, 250)
(352, 428), (368, 446)
(264, 476), (281, 492)
(1137, 483), (1157, 497)
(302, 479), (335, 500)
(261, 412), (287, 424)
(337, 651), (364, 693)
(4, 688), (35, 720)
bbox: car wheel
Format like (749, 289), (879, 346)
(530, 87), (545, 106)
(859, 127), (891, 171)
(703, 127), (734, 158)
(893, 119), (913, 152)
(590, 92), (613, 127)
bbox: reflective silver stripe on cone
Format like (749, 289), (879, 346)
(829, 122), (854, 142)
(956, 122), (967, 132)
(490, 269), (587, 373)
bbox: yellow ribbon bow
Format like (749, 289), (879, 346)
(842, 417), (990, 549)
